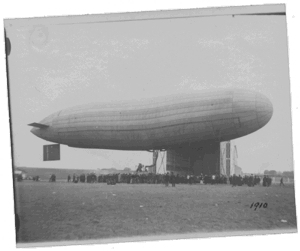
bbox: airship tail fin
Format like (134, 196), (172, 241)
(28, 122), (49, 129)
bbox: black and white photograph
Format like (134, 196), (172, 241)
(2, 1), (299, 249)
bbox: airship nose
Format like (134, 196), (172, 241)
(255, 93), (273, 128)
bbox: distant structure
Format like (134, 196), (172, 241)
(220, 141), (241, 176)
(234, 165), (243, 176)
(14, 169), (27, 180)
(96, 168), (133, 175)
(156, 143), (221, 176)
(155, 141), (242, 176)
(29, 89), (272, 176)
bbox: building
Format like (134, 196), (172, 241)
(155, 141), (242, 176)
(14, 169), (27, 180)
(220, 141), (240, 176)
(234, 165), (243, 176)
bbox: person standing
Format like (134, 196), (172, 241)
(165, 172), (170, 187)
(232, 174), (236, 187)
(250, 174), (254, 187)
(280, 177), (285, 186)
(211, 175), (215, 185)
(171, 172), (176, 187)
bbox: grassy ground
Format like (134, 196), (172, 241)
(14, 181), (297, 243)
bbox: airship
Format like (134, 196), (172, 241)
(29, 88), (273, 152)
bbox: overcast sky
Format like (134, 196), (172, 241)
(5, 7), (293, 173)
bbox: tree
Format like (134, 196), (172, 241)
(282, 171), (294, 177)
(264, 170), (277, 175)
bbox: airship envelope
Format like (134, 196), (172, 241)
(30, 89), (273, 151)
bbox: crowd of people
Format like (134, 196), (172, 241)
(229, 174), (261, 187)
(63, 172), (278, 187)
(202, 175), (228, 184)
(68, 172), (195, 185)
(263, 175), (272, 187)
(19, 169), (282, 188)
(49, 174), (56, 182)
(67, 172), (228, 185)
(68, 173), (98, 183)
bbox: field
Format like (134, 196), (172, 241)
(14, 181), (297, 244)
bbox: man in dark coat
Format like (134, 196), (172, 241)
(170, 172), (176, 187)
(165, 172), (170, 187)
(232, 174), (237, 187)
(263, 175), (266, 186)
(280, 177), (285, 186)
